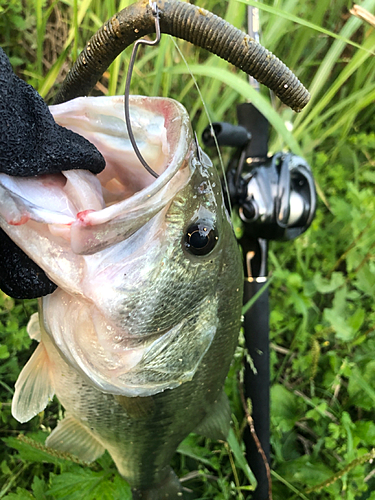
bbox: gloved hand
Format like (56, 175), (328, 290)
(0, 47), (105, 298)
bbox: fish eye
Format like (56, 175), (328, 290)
(184, 221), (218, 256)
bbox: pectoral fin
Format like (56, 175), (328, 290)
(46, 414), (105, 463)
(12, 342), (54, 423)
(194, 390), (231, 441)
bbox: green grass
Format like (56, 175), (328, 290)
(1, 0), (375, 498)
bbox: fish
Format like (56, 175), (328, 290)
(1, 95), (243, 498)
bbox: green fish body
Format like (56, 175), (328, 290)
(2, 96), (243, 498)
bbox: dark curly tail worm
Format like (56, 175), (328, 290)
(53, 0), (310, 112)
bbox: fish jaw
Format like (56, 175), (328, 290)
(0, 96), (193, 295)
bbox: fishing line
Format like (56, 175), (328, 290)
(170, 38), (233, 218)
(124, 0), (160, 179)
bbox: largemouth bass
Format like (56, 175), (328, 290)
(2, 96), (243, 498)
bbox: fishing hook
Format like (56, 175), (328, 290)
(124, 1), (161, 179)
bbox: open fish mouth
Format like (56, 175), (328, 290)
(0, 96), (192, 256)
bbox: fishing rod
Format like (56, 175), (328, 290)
(202, 3), (316, 498)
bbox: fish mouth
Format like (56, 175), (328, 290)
(0, 95), (214, 398)
(0, 96), (193, 256)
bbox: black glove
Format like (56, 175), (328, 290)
(0, 47), (105, 298)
